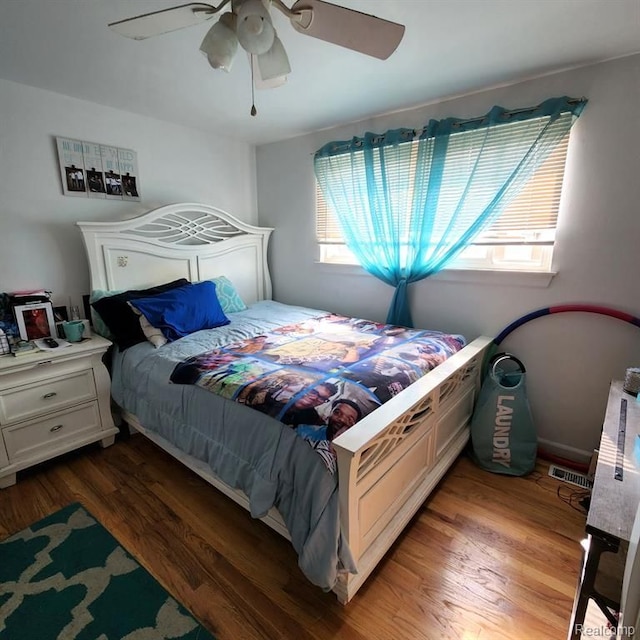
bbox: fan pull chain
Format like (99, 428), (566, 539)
(250, 55), (257, 117)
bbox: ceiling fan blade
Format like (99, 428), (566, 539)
(108, 3), (223, 40)
(289, 0), (404, 60)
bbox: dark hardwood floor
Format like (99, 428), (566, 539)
(0, 433), (587, 639)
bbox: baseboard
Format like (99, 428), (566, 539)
(537, 437), (593, 464)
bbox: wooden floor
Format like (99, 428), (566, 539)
(0, 434), (588, 640)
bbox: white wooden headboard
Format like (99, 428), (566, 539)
(77, 203), (273, 304)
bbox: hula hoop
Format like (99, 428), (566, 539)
(493, 304), (640, 346)
(483, 303), (640, 380)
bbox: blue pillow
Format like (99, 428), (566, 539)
(129, 281), (229, 342)
(209, 276), (247, 313)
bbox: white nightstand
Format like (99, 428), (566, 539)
(0, 333), (118, 488)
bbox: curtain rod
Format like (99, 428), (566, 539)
(316, 97), (586, 155)
(448, 97), (584, 129)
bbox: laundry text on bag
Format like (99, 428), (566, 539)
(492, 395), (514, 467)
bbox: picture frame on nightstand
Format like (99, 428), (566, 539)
(13, 302), (56, 341)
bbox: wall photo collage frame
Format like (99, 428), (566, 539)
(56, 137), (140, 201)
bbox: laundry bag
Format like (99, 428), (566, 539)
(470, 352), (537, 476)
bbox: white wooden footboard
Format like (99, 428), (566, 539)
(332, 335), (492, 604)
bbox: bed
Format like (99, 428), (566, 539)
(78, 202), (492, 604)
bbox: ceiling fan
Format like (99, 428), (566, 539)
(109, 1), (405, 95)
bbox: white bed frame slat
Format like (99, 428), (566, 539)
(78, 202), (492, 604)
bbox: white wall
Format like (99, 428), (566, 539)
(0, 78), (256, 311)
(256, 54), (640, 461)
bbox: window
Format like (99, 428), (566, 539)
(316, 122), (571, 272)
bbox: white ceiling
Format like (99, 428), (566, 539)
(1, 0), (638, 145)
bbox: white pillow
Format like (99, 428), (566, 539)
(127, 302), (167, 348)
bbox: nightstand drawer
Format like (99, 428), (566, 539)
(2, 402), (101, 462)
(0, 370), (96, 425)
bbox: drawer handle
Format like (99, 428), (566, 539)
(37, 360), (53, 366)
(43, 392), (58, 399)
(50, 424), (64, 433)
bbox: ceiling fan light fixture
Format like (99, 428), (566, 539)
(236, 0), (275, 54)
(199, 12), (238, 72)
(257, 33), (291, 82)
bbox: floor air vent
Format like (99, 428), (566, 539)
(548, 464), (592, 489)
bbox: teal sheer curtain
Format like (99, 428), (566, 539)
(314, 96), (587, 327)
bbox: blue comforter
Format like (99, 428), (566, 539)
(110, 300), (357, 590)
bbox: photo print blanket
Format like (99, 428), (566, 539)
(171, 314), (465, 473)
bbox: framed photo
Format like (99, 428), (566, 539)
(53, 305), (68, 322)
(56, 137), (87, 197)
(14, 302), (56, 341)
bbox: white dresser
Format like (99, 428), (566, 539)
(0, 334), (118, 488)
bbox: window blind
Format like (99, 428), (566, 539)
(316, 117), (571, 247)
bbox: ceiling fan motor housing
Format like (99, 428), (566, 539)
(235, 0), (275, 54)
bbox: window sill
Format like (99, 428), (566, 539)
(314, 262), (556, 288)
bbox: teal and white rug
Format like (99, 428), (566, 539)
(0, 503), (216, 640)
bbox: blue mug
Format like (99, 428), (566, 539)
(62, 320), (85, 343)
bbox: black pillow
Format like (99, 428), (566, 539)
(91, 278), (189, 350)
